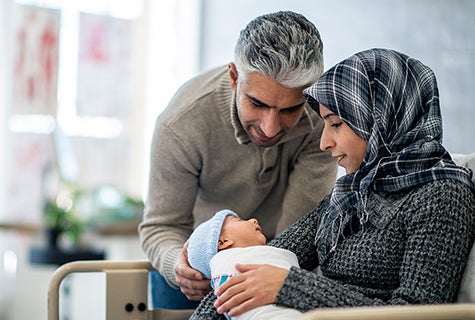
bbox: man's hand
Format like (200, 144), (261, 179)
(174, 241), (212, 300)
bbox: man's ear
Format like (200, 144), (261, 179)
(228, 62), (238, 90)
(218, 237), (234, 250)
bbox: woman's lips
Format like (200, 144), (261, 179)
(336, 155), (345, 166)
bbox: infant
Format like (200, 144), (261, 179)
(187, 209), (302, 320)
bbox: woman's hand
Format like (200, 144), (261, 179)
(174, 241), (212, 300)
(214, 264), (288, 317)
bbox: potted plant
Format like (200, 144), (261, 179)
(43, 187), (84, 249)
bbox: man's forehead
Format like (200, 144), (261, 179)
(240, 72), (306, 108)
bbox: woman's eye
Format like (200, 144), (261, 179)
(331, 122), (342, 128)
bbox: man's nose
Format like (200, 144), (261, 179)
(260, 110), (281, 138)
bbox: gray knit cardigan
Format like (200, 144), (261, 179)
(191, 179), (475, 319)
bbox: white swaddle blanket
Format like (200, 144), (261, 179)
(210, 245), (302, 320)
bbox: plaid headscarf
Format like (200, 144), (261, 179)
(304, 48), (474, 261)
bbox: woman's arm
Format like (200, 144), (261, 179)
(276, 180), (475, 312)
(194, 181), (475, 317)
(190, 291), (224, 320)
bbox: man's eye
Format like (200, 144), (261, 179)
(283, 106), (302, 113)
(251, 101), (266, 108)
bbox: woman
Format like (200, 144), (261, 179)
(190, 48), (475, 319)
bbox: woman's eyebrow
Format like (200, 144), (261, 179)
(322, 112), (339, 120)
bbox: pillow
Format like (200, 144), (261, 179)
(452, 152), (475, 302)
(452, 152), (475, 183)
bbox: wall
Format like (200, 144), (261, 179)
(200, 0), (475, 154)
(0, 0), (201, 319)
(0, 0), (12, 219)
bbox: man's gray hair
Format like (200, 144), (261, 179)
(234, 11), (323, 88)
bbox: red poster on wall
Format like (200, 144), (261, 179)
(12, 4), (60, 115)
(76, 12), (133, 119)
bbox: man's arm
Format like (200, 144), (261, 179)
(139, 122), (199, 287)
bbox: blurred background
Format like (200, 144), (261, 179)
(1, 0), (474, 319)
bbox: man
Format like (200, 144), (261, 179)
(139, 10), (337, 307)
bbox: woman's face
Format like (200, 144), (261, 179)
(319, 104), (367, 174)
(218, 216), (267, 250)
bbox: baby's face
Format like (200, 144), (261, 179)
(219, 216), (267, 249)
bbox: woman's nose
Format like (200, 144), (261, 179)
(320, 127), (334, 151)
